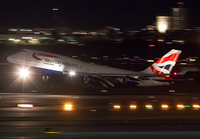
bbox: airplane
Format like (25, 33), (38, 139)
(7, 49), (181, 88)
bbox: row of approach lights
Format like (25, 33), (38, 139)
(114, 104), (200, 110)
(17, 104), (200, 111)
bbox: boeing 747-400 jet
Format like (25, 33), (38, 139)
(7, 49), (181, 88)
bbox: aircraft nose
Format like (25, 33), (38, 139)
(7, 56), (12, 63)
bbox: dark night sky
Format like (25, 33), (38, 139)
(0, 0), (200, 30)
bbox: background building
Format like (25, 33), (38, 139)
(171, 7), (188, 30)
(156, 16), (171, 33)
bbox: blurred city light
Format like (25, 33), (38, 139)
(180, 63), (187, 65)
(158, 24), (167, 33)
(13, 39), (21, 44)
(52, 8), (59, 11)
(17, 104), (33, 108)
(8, 38), (15, 41)
(149, 44), (155, 47)
(91, 109), (96, 112)
(189, 59), (196, 62)
(158, 39), (164, 42)
(147, 60), (154, 63)
(156, 16), (170, 33)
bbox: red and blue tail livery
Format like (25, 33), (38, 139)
(143, 49), (181, 75)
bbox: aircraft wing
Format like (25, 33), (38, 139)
(63, 70), (169, 77)
(100, 73), (170, 77)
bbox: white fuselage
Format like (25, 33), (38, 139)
(7, 49), (170, 86)
(7, 49), (140, 75)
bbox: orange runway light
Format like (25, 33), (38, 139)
(114, 105), (121, 109)
(193, 104), (200, 110)
(193, 104), (200, 108)
(145, 105), (153, 109)
(161, 104), (169, 109)
(130, 105), (137, 110)
(64, 104), (72, 111)
(177, 104), (185, 109)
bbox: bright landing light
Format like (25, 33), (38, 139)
(69, 71), (76, 76)
(19, 68), (29, 78)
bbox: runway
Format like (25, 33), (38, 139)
(0, 66), (200, 138)
(0, 93), (200, 138)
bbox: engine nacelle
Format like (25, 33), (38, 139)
(122, 76), (139, 85)
(83, 75), (99, 84)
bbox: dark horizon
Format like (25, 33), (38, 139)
(0, 0), (200, 30)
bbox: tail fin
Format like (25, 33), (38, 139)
(143, 49), (182, 75)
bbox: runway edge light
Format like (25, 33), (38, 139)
(64, 104), (72, 111)
(114, 105), (121, 110)
(161, 104), (169, 110)
(145, 105), (153, 109)
(130, 105), (137, 110)
(177, 104), (185, 109)
(193, 104), (200, 110)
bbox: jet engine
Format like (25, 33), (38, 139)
(83, 75), (99, 84)
(122, 76), (140, 85)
